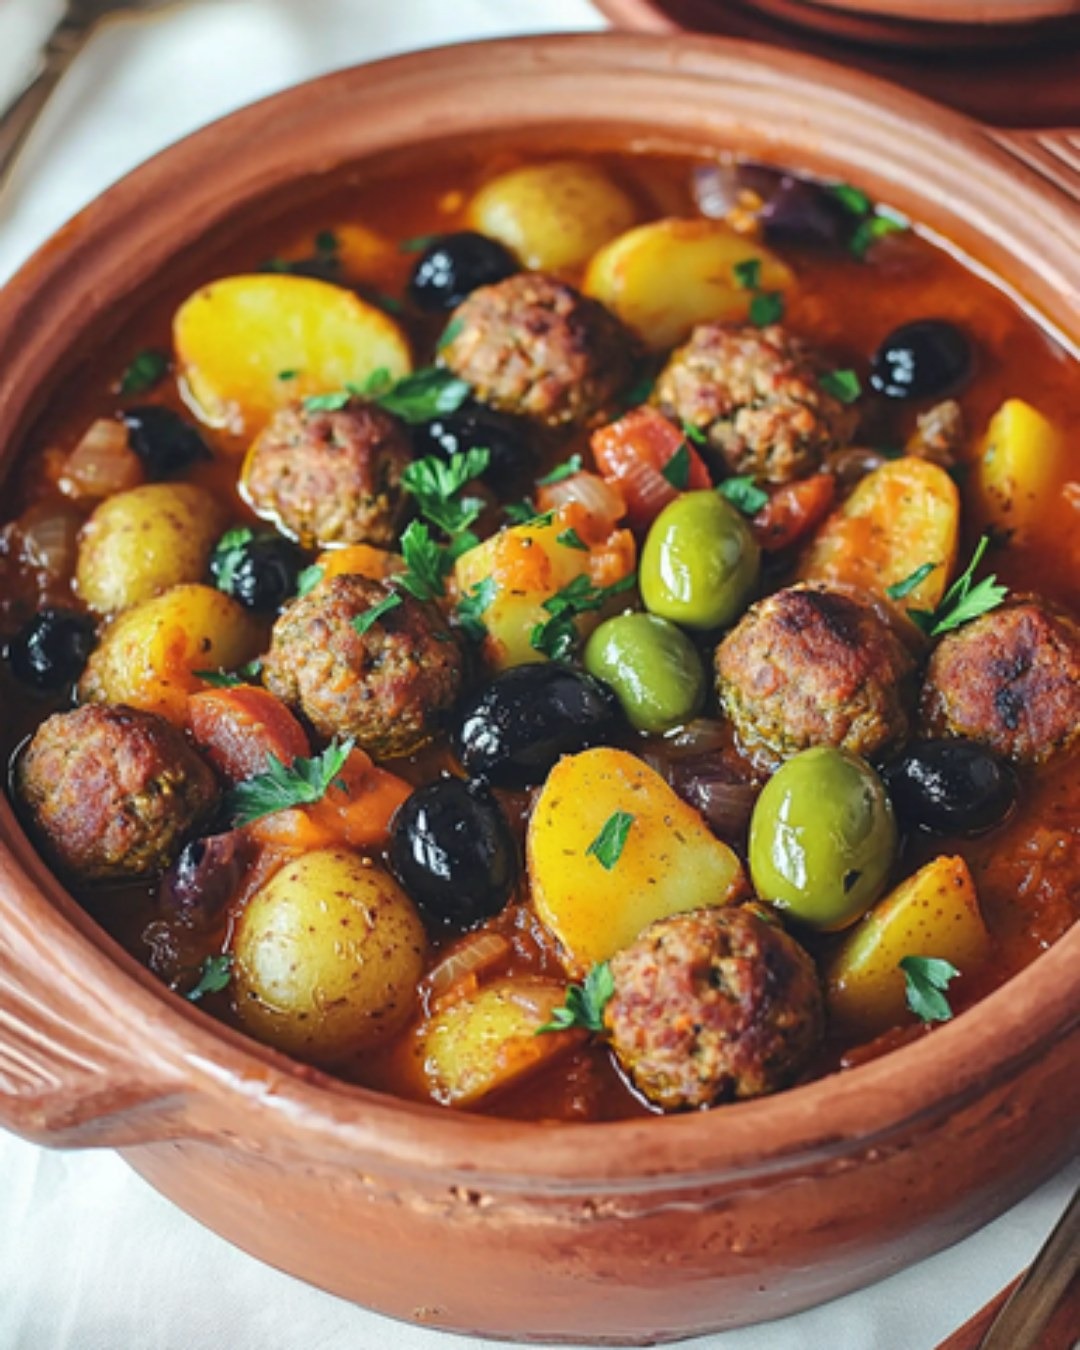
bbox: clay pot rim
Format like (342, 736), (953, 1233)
(0, 32), (1077, 1186)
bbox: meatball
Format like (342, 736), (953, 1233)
(716, 583), (916, 768)
(263, 575), (463, 757)
(653, 323), (859, 483)
(17, 704), (217, 880)
(604, 906), (823, 1111)
(242, 399), (412, 547)
(920, 597), (1080, 764)
(438, 272), (636, 426)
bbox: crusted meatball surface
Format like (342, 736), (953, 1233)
(439, 272), (635, 426)
(653, 323), (858, 483)
(716, 583), (916, 769)
(263, 575), (463, 758)
(604, 906), (823, 1111)
(920, 597), (1080, 764)
(17, 703), (217, 879)
(242, 399), (412, 547)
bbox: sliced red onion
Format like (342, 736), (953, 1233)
(677, 771), (758, 841)
(158, 831), (254, 928)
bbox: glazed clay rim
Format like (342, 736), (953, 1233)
(0, 32), (1077, 1188)
(773, 0), (1080, 22)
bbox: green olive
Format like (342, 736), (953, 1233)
(748, 747), (897, 931)
(640, 490), (760, 631)
(584, 611), (705, 734)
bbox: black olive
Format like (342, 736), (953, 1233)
(122, 406), (211, 478)
(881, 739), (1017, 836)
(408, 231), (518, 311)
(453, 665), (619, 790)
(869, 320), (972, 401)
(390, 778), (518, 931)
(159, 831), (255, 928)
(6, 609), (95, 691)
(211, 533), (306, 612)
(760, 176), (854, 251)
(412, 406), (536, 493)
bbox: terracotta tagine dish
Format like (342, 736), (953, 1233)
(0, 33), (1078, 1345)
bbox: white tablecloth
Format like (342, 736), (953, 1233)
(0, 2), (1075, 1346)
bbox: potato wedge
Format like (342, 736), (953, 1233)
(79, 584), (262, 725)
(798, 457), (959, 616)
(583, 219), (793, 351)
(469, 160), (638, 272)
(827, 855), (990, 1036)
(972, 398), (1070, 540)
(419, 978), (578, 1107)
(528, 747), (747, 970)
(174, 274), (411, 438)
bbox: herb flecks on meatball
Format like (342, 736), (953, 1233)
(242, 398), (413, 548)
(920, 597), (1080, 765)
(716, 582), (916, 770)
(17, 703), (218, 880)
(263, 574), (464, 758)
(604, 905), (824, 1111)
(653, 323), (859, 484)
(439, 272), (636, 427)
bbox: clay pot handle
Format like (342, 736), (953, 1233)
(986, 129), (1080, 206)
(0, 842), (192, 1148)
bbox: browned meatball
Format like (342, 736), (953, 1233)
(604, 906), (823, 1111)
(17, 704), (217, 880)
(920, 598), (1080, 764)
(716, 583), (916, 769)
(653, 323), (859, 483)
(242, 399), (412, 547)
(439, 272), (636, 426)
(263, 575), (463, 757)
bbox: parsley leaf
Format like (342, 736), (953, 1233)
(718, 476), (768, 516)
(456, 576), (497, 641)
(850, 213), (908, 261)
(505, 499), (538, 525)
(210, 527), (254, 595)
(899, 955), (959, 1024)
(905, 534), (1008, 637)
(303, 390), (352, 413)
(536, 454), (583, 487)
(621, 372), (657, 409)
(120, 348), (169, 396)
(749, 291), (785, 327)
(733, 257), (762, 290)
(661, 443), (691, 490)
(681, 421), (707, 447)
(402, 448), (490, 540)
(437, 316), (465, 350)
(186, 953), (233, 1002)
(830, 183), (872, 218)
(367, 367), (471, 423)
(557, 527), (589, 551)
(352, 590), (403, 635)
(314, 229), (339, 257)
(530, 572), (637, 661)
(536, 962), (615, 1035)
(277, 368), (300, 381)
(397, 519), (453, 601)
(885, 561), (940, 603)
(296, 563), (324, 597)
(586, 811), (634, 870)
(399, 233), (440, 254)
(194, 659), (263, 688)
(226, 739), (353, 826)
(820, 369), (862, 405)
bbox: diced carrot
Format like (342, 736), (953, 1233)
(587, 527), (637, 589)
(591, 406), (711, 532)
(187, 686), (310, 784)
(246, 807), (340, 852)
(752, 474), (837, 553)
(315, 543), (404, 583)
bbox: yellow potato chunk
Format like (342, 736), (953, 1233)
(233, 848), (427, 1065)
(583, 219), (794, 351)
(274, 223), (401, 286)
(76, 482), (227, 615)
(78, 584), (261, 725)
(528, 747), (747, 970)
(469, 160), (638, 272)
(799, 457), (959, 617)
(827, 855), (991, 1036)
(419, 978), (577, 1107)
(972, 398), (1070, 540)
(174, 274), (412, 438)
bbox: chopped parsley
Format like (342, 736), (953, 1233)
(402, 448), (490, 540)
(397, 519), (454, 601)
(749, 291), (786, 327)
(194, 660), (263, 688)
(314, 229), (339, 257)
(303, 390), (352, 413)
(829, 182), (873, 218)
(437, 316), (465, 350)
(536, 454), (583, 487)
(661, 443), (691, 490)
(621, 372), (657, 408)
(536, 962), (615, 1035)
(505, 499), (538, 525)
(209, 527), (254, 595)
(529, 571), (637, 661)
(820, 369), (862, 405)
(352, 590), (403, 635)
(900, 955), (959, 1024)
(399, 233), (440, 254)
(905, 534), (1007, 637)
(828, 182), (909, 259)
(185, 954), (233, 1003)
(718, 476), (768, 516)
(885, 561), (940, 603)
(295, 563), (325, 597)
(586, 811), (634, 871)
(119, 348), (169, 396)
(681, 421), (707, 447)
(226, 739), (353, 826)
(277, 368), (300, 381)
(557, 527), (589, 551)
(733, 257), (762, 291)
(372, 291), (404, 316)
(456, 576), (497, 641)
(303, 366), (471, 425)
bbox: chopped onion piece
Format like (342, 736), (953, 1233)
(59, 418), (144, 499)
(423, 931), (511, 1002)
(15, 502), (83, 584)
(537, 471), (626, 534)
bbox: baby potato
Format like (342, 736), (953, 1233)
(528, 747), (747, 970)
(469, 160), (638, 272)
(76, 482), (227, 615)
(78, 583), (261, 725)
(972, 398), (1070, 541)
(419, 978), (579, 1107)
(584, 219), (794, 351)
(174, 274), (412, 438)
(233, 848), (427, 1065)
